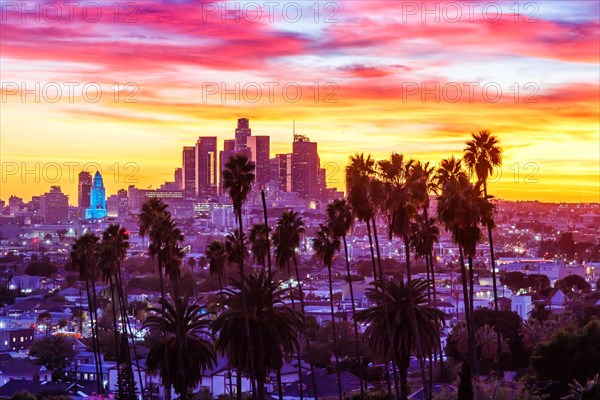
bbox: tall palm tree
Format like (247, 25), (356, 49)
(355, 279), (446, 400)
(345, 153), (378, 281)
(145, 296), (216, 400)
(159, 219), (185, 297)
(272, 210), (318, 400)
(97, 225), (139, 399)
(212, 270), (303, 400)
(312, 224), (343, 400)
(138, 199), (171, 301)
(71, 233), (103, 394)
(464, 130), (504, 377)
(249, 223), (270, 269)
(437, 171), (482, 377)
(206, 240), (227, 293)
(222, 153), (256, 397)
(325, 199), (366, 397)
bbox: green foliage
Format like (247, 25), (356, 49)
(10, 392), (36, 400)
(531, 320), (600, 382)
(556, 274), (592, 294)
(25, 261), (57, 276)
(29, 335), (75, 380)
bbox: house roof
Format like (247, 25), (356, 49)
(0, 359), (47, 376)
(0, 380), (70, 397)
(282, 370), (362, 398)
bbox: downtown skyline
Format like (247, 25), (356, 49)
(1, 0), (599, 203)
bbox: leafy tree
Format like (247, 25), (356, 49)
(10, 392), (36, 400)
(556, 274), (592, 294)
(29, 335), (75, 380)
(25, 261), (57, 276)
(531, 320), (600, 382)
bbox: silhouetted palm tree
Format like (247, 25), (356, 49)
(138, 199), (171, 301)
(325, 198), (366, 397)
(437, 171), (483, 375)
(206, 240), (227, 293)
(312, 224), (343, 400)
(355, 279), (446, 400)
(222, 153), (256, 397)
(249, 223), (270, 268)
(212, 270), (303, 400)
(71, 233), (103, 394)
(145, 296), (216, 400)
(272, 210), (318, 400)
(97, 224), (140, 398)
(464, 130), (504, 376)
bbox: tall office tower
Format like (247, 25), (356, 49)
(195, 136), (218, 197)
(247, 135), (270, 188)
(85, 171), (108, 220)
(39, 186), (69, 223)
(291, 134), (320, 200)
(272, 154), (292, 191)
(182, 146), (196, 198)
(174, 168), (183, 190)
(234, 117), (251, 151)
(78, 171), (92, 216)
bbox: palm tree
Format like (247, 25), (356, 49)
(355, 279), (446, 400)
(464, 130), (503, 376)
(222, 153), (256, 397)
(97, 225), (139, 399)
(325, 199), (366, 397)
(206, 240), (227, 293)
(145, 295), (216, 400)
(312, 224), (343, 400)
(437, 171), (482, 376)
(272, 210), (318, 400)
(212, 270), (303, 400)
(345, 153), (378, 281)
(138, 199), (171, 301)
(71, 233), (103, 394)
(249, 223), (270, 269)
(159, 219), (185, 297)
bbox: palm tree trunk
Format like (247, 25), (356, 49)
(371, 216), (400, 396)
(293, 255), (319, 400)
(157, 255), (166, 303)
(261, 190), (272, 276)
(484, 184), (503, 378)
(404, 236), (412, 282)
(257, 375), (266, 400)
(89, 270), (104, 394)
(342, 234), (366, 399)
(429, 252), (444, 378)
(84, 277), (102, 395)
(116, 266), (145, 397)
(365, 219), (378, 281)
(276, 368), (283, 400)
(467, 255), (474, 326)
(467, 255), (477, 374)
(398, 351), (409, 400)
(236, 368), (242, 400)
(237, 210), (257, 398)
(459, 247), (476, 378)
(326, 261), (343, 400)
(109, 277), (122, 397)
(287, 260), (304, 400)
(405, 256), (430, 400)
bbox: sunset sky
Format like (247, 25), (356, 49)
(1, 0), (599, 204)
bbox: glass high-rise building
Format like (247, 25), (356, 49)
(195, 136), (218, 197)
(78, 171), (92, 216)
(182, 146), (196, 198)
(247, 135), (270, 189)
(235, 118), (251, 151)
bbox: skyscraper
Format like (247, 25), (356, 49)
(182, 146), (196, 198)
(247, 135), (270, 188)
(40, 186), (68, 223)
(272, 153), (292, 191)
(220, 139), (250, 195)
(85, 171), (108, 220)
(78, 171), (92, 216)
(174, 167), (182, 190)
(234, 117), (251, 151)
(195, 136), (218, 197)
(291, 134), (320, 201)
